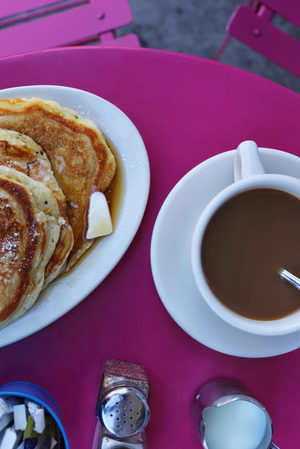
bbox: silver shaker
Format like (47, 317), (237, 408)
(92, 359), (151, 449)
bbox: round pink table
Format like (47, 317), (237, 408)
(0, 46), (300, 448)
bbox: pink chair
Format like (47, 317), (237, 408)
(215, 0), (300, 78)
(0, 0), (140, 58)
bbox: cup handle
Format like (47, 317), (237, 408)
(234, 140), (266, 182)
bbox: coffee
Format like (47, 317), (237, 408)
(201, 188), (300, 320)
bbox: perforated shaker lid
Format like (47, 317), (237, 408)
(99, 385), (150, 438)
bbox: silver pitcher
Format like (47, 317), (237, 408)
(191, 378), (279, 449)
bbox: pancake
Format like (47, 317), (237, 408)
(0, 129), (74, 286)
(0, 97), (116, 269)
(0, 166), (61, 329)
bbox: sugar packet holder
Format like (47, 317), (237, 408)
(0, 396), (58, 449)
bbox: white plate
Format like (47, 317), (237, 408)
(151, 148), (300, 358)
(0, 85), (150, 347)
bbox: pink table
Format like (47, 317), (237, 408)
(0, 46), (300, 448)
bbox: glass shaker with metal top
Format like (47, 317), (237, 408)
(92, 359), (151, 449)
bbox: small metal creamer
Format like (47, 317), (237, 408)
(191, 378), (280, 449)
(92, 359), (150, 449)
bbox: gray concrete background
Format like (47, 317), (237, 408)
(117, 0), (300, 94)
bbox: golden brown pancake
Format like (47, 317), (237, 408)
(0, 166), (61, 329)
(0, 97), (116, 269)
(0, 129), (74, 286)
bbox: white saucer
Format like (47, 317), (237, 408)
(151, 148), (300, 358)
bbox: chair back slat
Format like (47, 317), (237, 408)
(0, 0), (135, 57)
(0, 0), (82, 20)
(0, 1), (85, 27)
(262, 0), (300, 28)
(227, 5), (300, 78)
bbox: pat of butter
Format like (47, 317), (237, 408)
(86, 192), (113, 239)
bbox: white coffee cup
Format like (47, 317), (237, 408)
(190, 140), (300, 336)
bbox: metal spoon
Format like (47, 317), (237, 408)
(277, 267), (300, 290)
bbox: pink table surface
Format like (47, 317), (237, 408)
(0, 46), (300, 448)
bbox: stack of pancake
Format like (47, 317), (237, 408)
(0, 97), (116, 329)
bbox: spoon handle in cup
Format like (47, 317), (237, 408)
(279, 268), (300, 290)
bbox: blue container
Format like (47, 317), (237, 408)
(0, 381), (70, 449)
